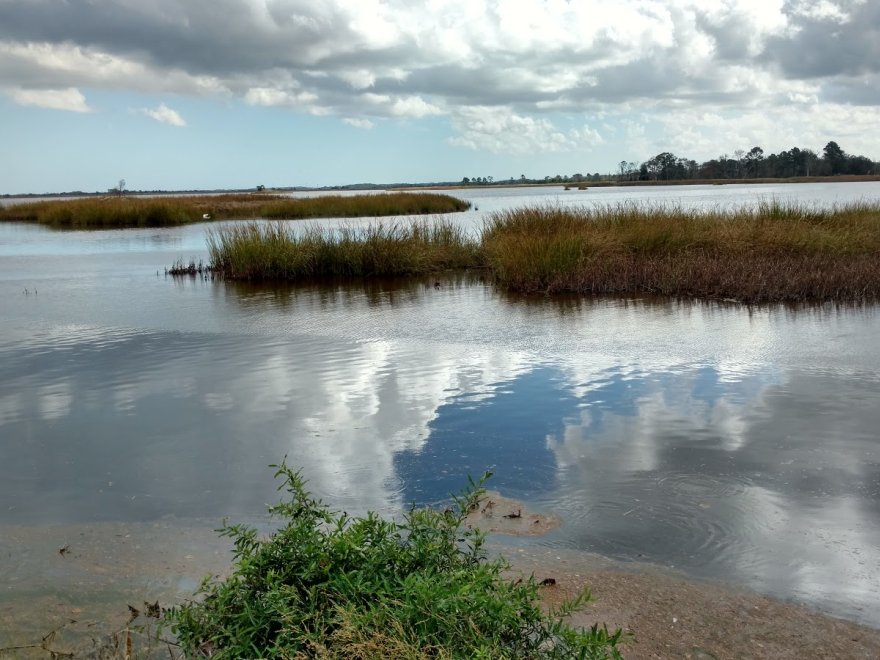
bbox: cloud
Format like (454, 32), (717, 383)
(656, 102), (880, 162)
(0, 1), (877, 155)
(141, 103), (186, 127)
(761, 1), (880, 79)
(243, 86), (319, 109)
(7, 86), (91, 112)
(449, 106), (602, 154)
(342, 117), (375, 129)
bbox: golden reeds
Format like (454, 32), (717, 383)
(480, 201), (880, 302)
(0, 193), (470, 228)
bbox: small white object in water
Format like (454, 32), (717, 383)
(202, 213), (211, 219)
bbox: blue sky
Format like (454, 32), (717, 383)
(2, 0), (879, 194)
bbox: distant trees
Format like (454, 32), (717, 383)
(641, 153), (698, 181)
(743, 147), (764, 177)
(617, 161), (639, 181)
(763, 147), (819, 177)
(460, 175), (495, 185)
(817, 141), (875, 175)
(823, 141), (846, 175)
(109, 178), (126, 196)
(454, 141), (876, 188)
(635, 141), (875, 181)
(847, 155), (874, 175)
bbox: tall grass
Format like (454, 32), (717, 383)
(164, 462), (624, 659)
(260, 192), (471, 219)
(481, 201), (880, 303)
(189, 200), (880, 302)
(0, 192), (470, 228)
(207, 219), (483, 280)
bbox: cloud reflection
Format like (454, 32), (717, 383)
(2, 285), (879, 627)
(543, 363), (880, 626)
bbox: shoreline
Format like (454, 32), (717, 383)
(509, 545), (880, 659)
(1, 512), (879, 657)
(4, 174), (880, 200)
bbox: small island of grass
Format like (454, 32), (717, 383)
(0, 192), (471, 229)
(200, 201), (880, 304)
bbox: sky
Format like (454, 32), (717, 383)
(1, 0), (879, 194)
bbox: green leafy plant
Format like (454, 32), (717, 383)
(164, 463), (624, 659)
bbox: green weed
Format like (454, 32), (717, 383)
(164, 463), (623, 659)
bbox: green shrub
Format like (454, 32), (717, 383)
(165, 464), (623, 659)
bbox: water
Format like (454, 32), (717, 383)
(2, 182), (880, 635)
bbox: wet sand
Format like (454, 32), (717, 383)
(509, 546), (880, 660)
(477, 496), (880, 659)
(2, 505), (880, 659)
(0, 520), (231, 658)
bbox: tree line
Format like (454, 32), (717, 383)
(460, 141), (878, 186)
(621, 141), (876, 182)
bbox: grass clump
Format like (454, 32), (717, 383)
(164, 463), (623, 659)
(480, 201), (880, 303)
(188, 200), (880, 303)
(0, 192), (469, 229)
(261, 192), (471, 219)
(207, 219), (484, 281)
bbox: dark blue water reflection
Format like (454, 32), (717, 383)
(396, 367), (573, 502)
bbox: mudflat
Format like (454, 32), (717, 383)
(507, 545), (880, 659)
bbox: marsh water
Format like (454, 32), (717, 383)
(2, 183), (880, 641)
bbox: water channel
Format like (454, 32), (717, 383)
(2, 183), (880, 644)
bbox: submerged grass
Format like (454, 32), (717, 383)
(481, 201), (880, 303)
(207, 219), (483, 280)
(0, 192), (470, 228)
(164, 463), (624, 659)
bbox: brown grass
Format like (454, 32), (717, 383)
(480, 201), (880, 303)
(0, 193), (470, 228)
(207, 220), (483, 281)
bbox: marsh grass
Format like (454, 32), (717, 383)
(260, 192), (471, 219)
(188, 201), (880, 302)
(207, 220), (483, 280)
(0, 193), (470, 228)
(164, 463), (624, 659)
(481, 201), (880, 303)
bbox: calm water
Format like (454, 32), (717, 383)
(2, 183), (880, 632)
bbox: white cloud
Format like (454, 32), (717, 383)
(337, 69), (376, 90)
(8, 86), (91, 112)
(790, 0), (850, 23)
(141, 102), (186, 127)
(243, 87), (319, 108)
(0, 0), (878, 166)
(657, 102), (880, 160)
(0, 40), (226, 96)
(388, 95), (442, 118)
(449, 106), (603, 154)
(342, 117), (375, 129)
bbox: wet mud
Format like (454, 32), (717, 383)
(3, 508), (880, 658)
